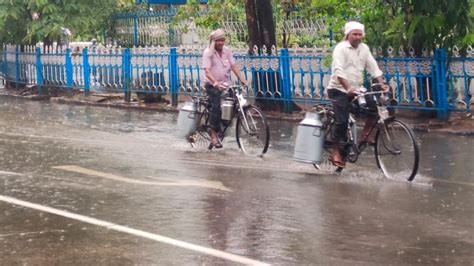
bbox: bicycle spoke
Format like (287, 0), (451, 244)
(190, 102), (212, 150)
(375, 119), (419, 181)
(236, 105), (270, 157)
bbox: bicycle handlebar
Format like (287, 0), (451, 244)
(354, 90), (386, 98)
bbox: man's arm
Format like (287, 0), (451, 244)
(204, 67), (219, 87)
(231, 64), (247, 86)
(337, 76), (357, 97)
(332, 44), (357, 96)
(364, 46), (388, 91)
(373, 75), (389, 91)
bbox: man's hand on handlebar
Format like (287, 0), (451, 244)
(216, 81), (248, 90)
(381, 84), (390, 92)
(372, 82), (390, 92)
(347, 87), (367, 97)
(347, 87), (358, 97)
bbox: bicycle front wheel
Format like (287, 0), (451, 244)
(236, 105), (270, 156)
(375, 119), (419, 181)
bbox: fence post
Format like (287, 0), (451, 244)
(15, 46), (20, 88)
(169, 47), (179, 107)
(133, 15), (138, 47)
(3, 46), (6, 80)
(82, 48), (90, 95)
(35, 47), (43, 92)
(280, 48), (292, 112)
(65, 48), (73, 92)
(2, 45), (6, 81)
(122, 48), (132, 102)
(435, 49), (449, 120)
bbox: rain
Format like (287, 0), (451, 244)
(0, 97), (472, 265)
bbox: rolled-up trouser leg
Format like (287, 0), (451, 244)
(205, 84), (222, 131)
(328, 89), (349, 144)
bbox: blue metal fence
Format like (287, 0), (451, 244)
(1, 44), (473, 118)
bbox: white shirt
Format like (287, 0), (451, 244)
(327, 41), (383, 93)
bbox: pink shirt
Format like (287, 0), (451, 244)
(202, 46), (236, 85)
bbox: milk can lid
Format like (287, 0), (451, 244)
(181, 101), (196, 111)
(299, 112), (323, 126)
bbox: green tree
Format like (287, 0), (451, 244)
(280, 0), (473, 53)
(0, 0), (135, 45)
(303, 0), (472, 53)
(173, 0), (245, 31)
(362, 0), (473, 54)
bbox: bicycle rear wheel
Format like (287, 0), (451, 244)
(314, 114), (343, 172)
(236, 105), (270, 156)
(375, 119), (419, 181)
(190, 102), (212, 150)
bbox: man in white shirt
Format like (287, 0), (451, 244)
(326, 21), (389, 168)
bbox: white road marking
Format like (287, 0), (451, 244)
(0, 132), (114, 144)
(0, 171), (24, 176)
(0, 195), (269, 266)
(53, 165), (231, 192)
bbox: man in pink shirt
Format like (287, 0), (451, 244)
(202, 29), (247, 148)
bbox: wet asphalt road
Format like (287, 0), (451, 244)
(0, 97), (473, 265)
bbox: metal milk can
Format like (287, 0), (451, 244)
(293, 111), (325, 164)
(177, 101), (197, 138)
(221, 98), (234, 121)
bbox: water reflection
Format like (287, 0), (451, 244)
(419, 134), (474, 182)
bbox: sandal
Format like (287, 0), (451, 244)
(211, 142), (223, 149)
(210, 139), (223, 149)
(329, 154), (346, 168)
(210, 129), (223, 149)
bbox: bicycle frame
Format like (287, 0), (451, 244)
(313, 87), (394, 165)
(220, 86), (248, 137)
(193, 85), (249, 140)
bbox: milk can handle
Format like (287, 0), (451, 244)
(312, 127), (322, 137)
(187, 111), (196, 119)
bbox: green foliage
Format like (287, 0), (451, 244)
(360, 0), (473, 54)
(1, 0), (471, 53)
(296, 0), (473, 54)
(175, 0), (246, 30)
(0, 0), (135, 45)
(173, 0), (472, 51)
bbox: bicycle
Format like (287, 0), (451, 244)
(188, 83), (270, 157)
(313, 84), (420, 181)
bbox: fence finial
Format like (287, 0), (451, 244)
(467, 45), (473, 57)
(253, 45), (259, 55)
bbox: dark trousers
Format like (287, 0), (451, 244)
(205, 84), (222, 131)
(327, 89), (352, 144)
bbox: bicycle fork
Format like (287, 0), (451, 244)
(238, 104), (256, 135)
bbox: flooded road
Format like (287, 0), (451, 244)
(0, 97), (472, 265)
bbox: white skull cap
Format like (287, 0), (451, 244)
(344, 21), (365, 35)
